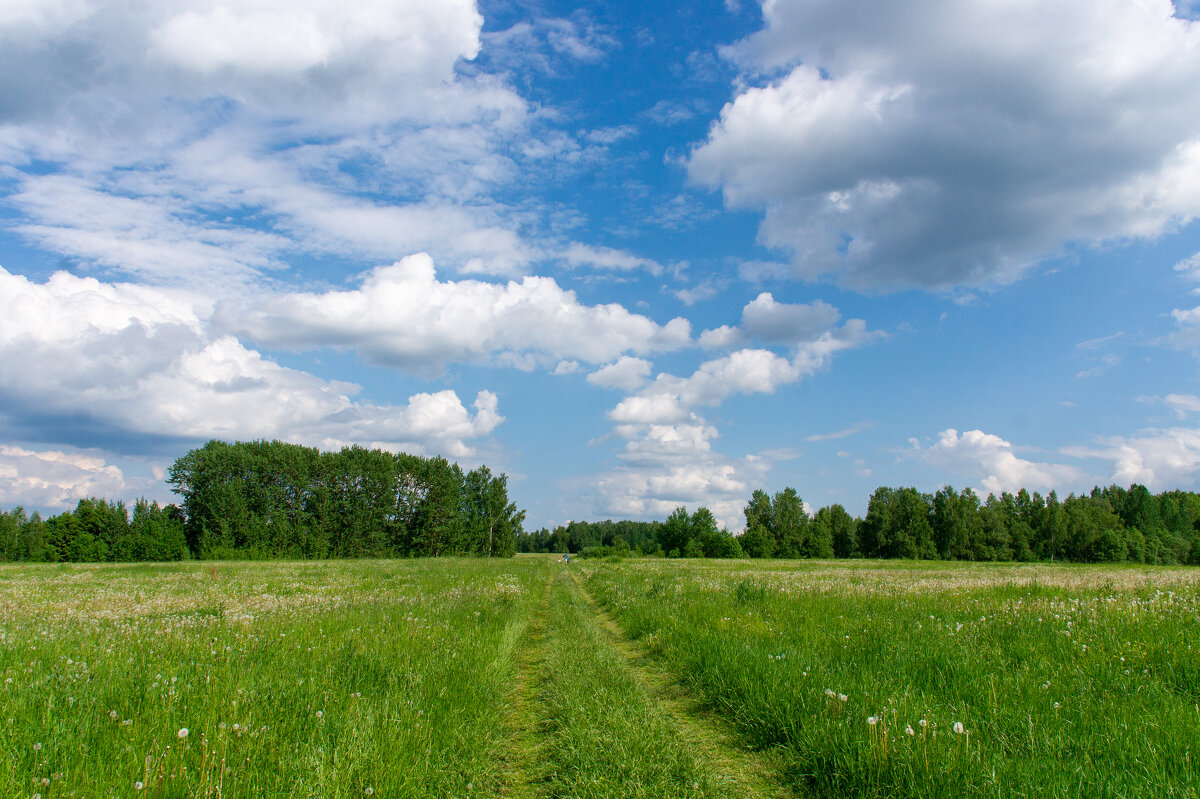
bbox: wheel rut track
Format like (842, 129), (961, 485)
(564, 566), (793, 799)
(499, 569), (554, 799)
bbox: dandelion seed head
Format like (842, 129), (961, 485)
(905, 724), (915, 736)
(178, 727), (189, 739)
(953, 722), (965, 734)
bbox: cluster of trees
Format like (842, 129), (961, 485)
(517, 506), (744, 559)
(0, 498), (188, 563)
(168, 440), (524, 559)
(517, 519), (661, 556)
(0, 440), (525, 562)
(518, 483), (1200, 565)
(850, 484), (1200, 564)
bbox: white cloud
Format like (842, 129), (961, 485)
(0, 0), (484, 123)
(587, 357), (653, 392)
(1163, 393), (1200, 417)
(915, 428), (1090, 497)
(218, 253), (691, 375)
(1175, 251), (1200, 285)
(0, 445), (127, 510)
(690, 0), (1200, 289)
(1065, 427), (1200, 490)
(589, 309), (879, 530)
(805, 421), (874, 442)
(701, 292), (843, 348)
(0, 266), (502, 458)
(582, 419), (769, 530)
(1164, 303), (1200, 351)
(0, 0), (554, 288)
(560, 242), (664, 274)
(609, 394), (689, 425)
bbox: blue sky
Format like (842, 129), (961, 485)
(2, 0), (1200, 530)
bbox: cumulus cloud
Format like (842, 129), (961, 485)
(1065, 427), (1200, 490)
(218, 253), (691, 375)
(914, 428), (1090, 497)
(587, 357), (653, 391)
(667, 320), (880, 408)
(700, 292), (842, 348)
(590, 308), (879, 529)
(1, 0), (484, 123)
(582, 418), (769, 530)
(690, 0), (1200, 290)
(0, 267), (503, 458)
(609, 394), (690, 426)
(0, 0), (574, 287)
(0, 445), (127, 510)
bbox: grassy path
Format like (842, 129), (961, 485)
(550, 565), (792, 799)
(500, 568), (555, 798)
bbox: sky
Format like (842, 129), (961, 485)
(2, 0), (1200, 531)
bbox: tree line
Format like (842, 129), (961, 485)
(0, 440), (525, 562)
(517, 507), (744, 558)
(519, 483), (1200, 565)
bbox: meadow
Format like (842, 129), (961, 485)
(1, 557), (1197, 798)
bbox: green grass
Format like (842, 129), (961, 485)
(0, 559), (546, 798)
(2, 557), (1198, 798)
(580, 559), (1200, 799)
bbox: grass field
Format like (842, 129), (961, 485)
(1, 557), (1197, 798)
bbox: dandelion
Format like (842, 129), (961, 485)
(824, 688), (835, 699)
(953, 722), (965, 735)
(919, 719), (928, 728)
(40, 777), (50, 786)
(109, 710), (118, 720)
(364, 788), (374, 796)
(134, 781), (144, 791)
(315, 710), (323, 719)
(905, 724), (915, 736)
(33, 743), (41, 751)
(838, 693), (848, 702)
(867, 716), (878, 725)
(178, 728), (189, 739)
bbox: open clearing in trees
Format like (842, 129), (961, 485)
(1, 558), (1197, 798)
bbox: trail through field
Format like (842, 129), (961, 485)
(563, 567), (791, 799)
(500, 570), (555, 798)
(501, 564), (790, 799)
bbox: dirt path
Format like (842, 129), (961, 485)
(564, 567), (793, 799)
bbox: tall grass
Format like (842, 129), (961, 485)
(581, 559), (1200, 798)
(0, 559), (546, 798)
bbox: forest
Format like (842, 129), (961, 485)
(3, 436), (1200, 565)
(518, 484), (1200, 565)
(0, 440), (524, 562)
